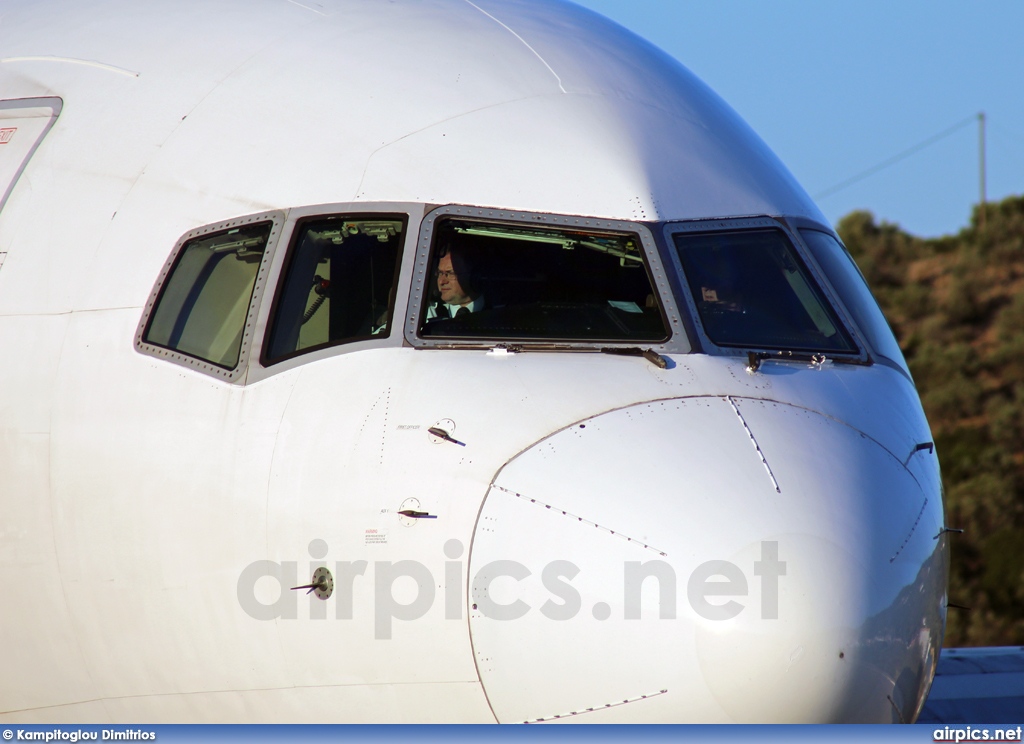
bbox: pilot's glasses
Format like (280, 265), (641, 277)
(434, 269), (458, 279)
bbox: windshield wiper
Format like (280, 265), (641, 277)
(482, 343), (668, 369)
(600, 346), (668, 369)
(746, 350), (866, 372)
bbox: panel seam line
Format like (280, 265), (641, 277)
(726, 395), (781, 494)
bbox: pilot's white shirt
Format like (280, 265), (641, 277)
(426, 296), (485, 319)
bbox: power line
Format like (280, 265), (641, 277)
(813, 115), (978, 200)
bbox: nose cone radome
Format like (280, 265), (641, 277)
(466, 396), (945, 723)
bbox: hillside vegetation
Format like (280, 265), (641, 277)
(838, 195), (1024, 647)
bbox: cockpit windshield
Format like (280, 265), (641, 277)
(265, 216), (404, 361)
(143, 222), (271, 369)
(673, 229), (857, 354)
(418, 218), (668, 343)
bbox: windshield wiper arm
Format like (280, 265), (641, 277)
(746, 350), (865, 372)
(483, 343), (667, 368)
(600, 347), (668, 369)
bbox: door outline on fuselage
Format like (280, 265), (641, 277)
(0, 97), (63, 216)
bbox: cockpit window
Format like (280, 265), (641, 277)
(265, 215), (404, 361)
(799, 229), (910, 376)
(143, 222), (271, 369)
(418, 218), (668, 342)
(673, 229), (857, 354)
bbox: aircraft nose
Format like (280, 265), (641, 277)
(467, 396), (945, 723)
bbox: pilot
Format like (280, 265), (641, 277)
(426, 245), (484, 320)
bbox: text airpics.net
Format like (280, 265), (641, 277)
(934, 727), (1024, 742)
(236, 538), (787, 639)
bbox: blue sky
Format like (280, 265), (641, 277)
(571, 0), (1024, 238)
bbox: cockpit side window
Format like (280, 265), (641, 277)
(417, 218), (668, 342)
(143, 222), (271, 369)
(799, 229), (911, 376)
(673, 229), (857, 354)
(264, 215), (405, 362)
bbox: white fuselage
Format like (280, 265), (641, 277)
(0, 0), (945, 723)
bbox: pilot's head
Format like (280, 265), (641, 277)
(436, 246), (476, 307)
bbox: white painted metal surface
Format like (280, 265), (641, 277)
(0, 0), (946, 723)
(0, 98), (61, 214)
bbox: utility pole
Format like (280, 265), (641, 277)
(979, 111), (987, 232)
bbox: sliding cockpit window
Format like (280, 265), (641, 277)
(673, 229), (857, 355)
(799, 229), (911, 376)
(142, 222), (272, 370)
(417, 218), (669, 343)
(264, 215), (405, 362)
